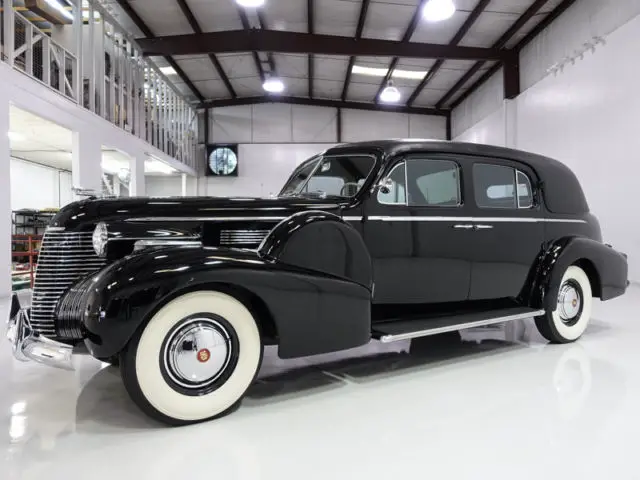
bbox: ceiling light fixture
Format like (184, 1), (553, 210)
(235, 0), (266, 7)
(423, 0), (456, 22)
(7, 132), (25, 142)
(145, 158), (177, 175)
(159, 66), (177, 76)
(262, 75), (285, 94)
(352, 64), (427, 80)
(380, 82), (401, 103)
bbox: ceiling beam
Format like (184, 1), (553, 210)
(174, 0), (236, 98)
(199, 96), (449, 117)
(137, 29), (506, 61)
(236, 7), (266, 82)
(256, 9), (278, 75)
(407, 0), (490, 106)
(435, 0), (551, 109)
(341, 0), (371, 101)
(308, 0), (315, 98)
(449, 0), (575, 110)
(374, 0), (429, 102)
(114, 0), (204, 102)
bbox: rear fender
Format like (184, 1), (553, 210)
(524, 236), (628, 311)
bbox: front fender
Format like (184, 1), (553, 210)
(80, 244), (371, 360)
(525, 236), (628, 310)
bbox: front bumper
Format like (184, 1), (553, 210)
(6, 293), (74, 370)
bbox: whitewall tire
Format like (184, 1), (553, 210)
(535, 265), (593, 344)
(120, 291), (263, 425)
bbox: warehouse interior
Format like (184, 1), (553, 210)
(1, 0), (639, 478)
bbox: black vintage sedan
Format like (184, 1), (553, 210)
(7, 140), (629, 425)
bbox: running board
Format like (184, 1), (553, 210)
(372, 307), (545, 343)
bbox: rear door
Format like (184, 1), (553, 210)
(467, 161), (544, 300)
(364, 154), (474, 305)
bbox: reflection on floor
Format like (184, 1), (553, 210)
(0, 287), (638, 479)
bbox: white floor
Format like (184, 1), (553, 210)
(0, 287), (638, 480)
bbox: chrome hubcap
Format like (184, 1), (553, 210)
(164, 319), (232, 389)
(558, 282), (582, 323)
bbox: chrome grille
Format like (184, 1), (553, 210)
(220, 229), (270, 247)
(31, 231), (106, 337)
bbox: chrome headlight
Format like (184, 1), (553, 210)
(92, 222), (108, 257)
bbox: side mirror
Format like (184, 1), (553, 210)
(376, 178), (393, 195)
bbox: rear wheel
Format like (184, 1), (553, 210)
(120, 291), (263, 425)
(535, 265), (593, 344)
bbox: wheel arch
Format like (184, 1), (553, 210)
(572, 258), (602, 299)
(133, 282), (279, 346)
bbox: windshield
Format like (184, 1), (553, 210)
(279, 154), (376, 198)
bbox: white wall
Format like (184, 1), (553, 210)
(199, 143), (332, 198)
(201, 104), (447, 197)
(209, 104), (447, 144)
(451, 2), (640, 281)
(10, 158), (73, 210)
(146, 175), (185, 197)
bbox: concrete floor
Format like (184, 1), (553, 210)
(0, 287), (638, 480)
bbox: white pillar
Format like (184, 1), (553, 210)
(504, 99), (518, 149)
(113, 176), (121, 197)
(0, 93), (11, 297)
(129, 154), (146, 196)
(72, 130), (102, 198)
(181, 173), (187, 196)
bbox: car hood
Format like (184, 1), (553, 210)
(50, 196), (347, 231)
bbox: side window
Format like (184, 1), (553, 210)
(407, 158), (461, 207)
(377, 161), (406, 205)
(474, 164), (534, 209)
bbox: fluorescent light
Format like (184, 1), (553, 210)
(380, 83), (401, 103)
(159, 66), (177, 75)
(7, 132), (25, 142)
(145, 159), (177, 175)
(44, 0), (74, 20)
(235, 0), (265, 7)
(263, 76), (285, 93)
(423, 0), (456, 22)
(81, 9), (101, 20)
(352, 64), (427, 80)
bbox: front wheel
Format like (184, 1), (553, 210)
(120, 290), (263, 425)
(535, 265), (593, 344)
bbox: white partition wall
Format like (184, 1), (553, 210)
(450, 2), (640, 281)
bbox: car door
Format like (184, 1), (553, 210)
(467, 161), (544, 300)
(363, 154), (474, 305)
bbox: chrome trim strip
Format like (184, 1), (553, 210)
(367, 216), (586, 224)
(127, 216), (288, 222)
(379, 310), (546, 343)
(342, 216), (363, 221)
(134, 239), (202, 251)
(45, 227), (66, 232)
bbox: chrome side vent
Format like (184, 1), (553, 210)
(219, 229), (270, 247)
(31, 231), (106, 338)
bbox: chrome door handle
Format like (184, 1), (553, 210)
(474, 224), (494, 230)
(453, 224), (474, 229)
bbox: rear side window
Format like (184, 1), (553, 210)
(474, 164), (534, 209)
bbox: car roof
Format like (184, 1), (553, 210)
(325, 139), (589, 215)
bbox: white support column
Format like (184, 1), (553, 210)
(4, 0), (14, 67)
(73, 0), (83, 103)
(71, 131), (102, 198)
(181, 173), (187, 196)
(88, 3), (95, 113)
(504, 99), (518, 149)
(129, 154), (146, 197)
(0, 92), (11, 297)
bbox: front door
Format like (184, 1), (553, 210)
(467, 161), (545, 300)
(364, 154), (474, 305)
